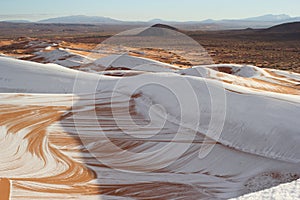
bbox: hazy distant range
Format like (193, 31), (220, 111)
(3, 14), (300, 30)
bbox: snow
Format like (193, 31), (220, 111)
(202, 64), (268, 78)
(0, 55), (299, 199)
(233, 179), (300, 200)
(91, 54), (180, 72)
(29, 48), (92, 68)
(24, 41), (54, 49)
(0, 56), (100, 93)
(268, 68), (300, 82)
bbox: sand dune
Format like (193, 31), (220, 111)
(0, 56), (299, 199)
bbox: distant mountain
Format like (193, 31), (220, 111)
(242, 14), (291, 22)
(200, 19), (216, 24)
(190, 14), (300, 30)
(287, 17), (300, 23)
(147, 14), (296, 26)
(38, 15), (122, 24)
(2, 20), (31, 23)
(201, 14), (293, 23)
(148, 19), (166, 23)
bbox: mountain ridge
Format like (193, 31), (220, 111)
(2, 14), (300, 30)
(34, 14), (300, 24)
(38, 15), (123, 24)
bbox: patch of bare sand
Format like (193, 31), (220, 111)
(0, 178), (10, 200)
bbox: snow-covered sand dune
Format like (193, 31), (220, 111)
(0, 56), (299, 199)
(28, 48), (92, 68)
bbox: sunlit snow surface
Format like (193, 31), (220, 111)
(233, 179), (300, 200)
(0, 55), (299, 200)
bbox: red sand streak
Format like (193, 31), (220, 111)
(0, 178), (10, 200)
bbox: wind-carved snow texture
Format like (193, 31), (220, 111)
(0, 55), (299, 200)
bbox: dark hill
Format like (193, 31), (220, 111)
(137, 24), (179, 36)
(150, 24), (178, 31)
(266, 22), (300, 32)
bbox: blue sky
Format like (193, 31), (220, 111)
(0, 0), (299, 21)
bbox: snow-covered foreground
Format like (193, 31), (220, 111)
(0, 56), (299, 199)
(232, 179), (300, 200)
